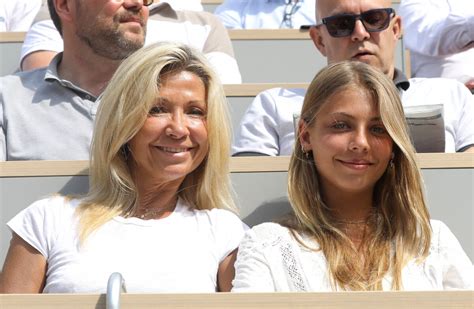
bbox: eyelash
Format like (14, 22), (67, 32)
(330, 122), (387, 134)
(148, 106), (206, 118)
(149, 106), (165, 115)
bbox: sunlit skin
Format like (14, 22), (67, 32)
(54, 0), (149, 96)
(300, 87), (393, 222)
(73, 0), (149, 58)
(128, 70), (209, 211)
(310, 0), (401, 79)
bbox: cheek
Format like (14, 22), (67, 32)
(189, 119), (208, 144)
(372, 137), (394, 163)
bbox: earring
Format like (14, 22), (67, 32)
(121, 144), (130, 161)
(301, 146), (312, 160)
(389, 152), (395, 168)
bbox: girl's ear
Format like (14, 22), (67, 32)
(298, 118), (312, 152)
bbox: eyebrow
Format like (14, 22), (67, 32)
(154, 97), (206, 106)
(329, 112), (382, 122)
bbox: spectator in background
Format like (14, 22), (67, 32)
(215, 0), (315, 29)
(0, 0), (150, 160)
(399, 0), (474, 91)
(20, 2), (242, 84)
(0, 43), (247, 293)
(232, 0), (474, 155)
(0, 0), (42, 31)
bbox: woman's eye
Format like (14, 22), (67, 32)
(187, 107), (206, 118)
(149, 106), (165, 115)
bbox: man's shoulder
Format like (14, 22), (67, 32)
(0, 67), (48, 94)
(1, 67), (47, 84)
(407, 77), (467, 93)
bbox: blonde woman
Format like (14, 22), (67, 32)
(232, 61), (472, 291)
(0, 42), (247, 293)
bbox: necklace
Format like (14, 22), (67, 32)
(334, 218), (369, 225)
(138, 208), (168, 219)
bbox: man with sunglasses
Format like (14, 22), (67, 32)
(232, 0), (474, 155)
(0, 0), (150, 160)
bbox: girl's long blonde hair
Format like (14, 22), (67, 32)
(76, 42), (235, 242)
(287, 61), (431, 290)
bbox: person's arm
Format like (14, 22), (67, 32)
(400, 0), (474, 56)
(232, 89), (282, 156)
(0, 233), (47, 293)
(430, 221), (473, 289)
(201, 12), (242, 84)
(231, 229), (275, 292)
(454, 83), (474, 152)
(0, 92), (6, 160)
(20, 20), (64, 71)
(214, 0), (247, 29)
(217, 249), (238, 292)
(21, 50), (58, 72)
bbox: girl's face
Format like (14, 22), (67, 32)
(300, 87), (393, 196)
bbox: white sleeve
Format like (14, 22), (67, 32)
(232, 89), (281, 156)
(20, 20), (64, 65)
(232, 229), (276, 292)
(6, 198), (59, 258)
(212, 209), (249, 261)
(451, 82), (474, 151)
(201, 14), (242, 84)
(0, 86), (5, 160)
(205, 52), (241, 84)
(431, 221), (473, 289)
(400, 0), (474, 56)
(214, 0), (248, 29)
(2, 0), (42, 31)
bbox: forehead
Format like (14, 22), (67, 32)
(317, 86), (379, 117)
(317, 0), (391, 16)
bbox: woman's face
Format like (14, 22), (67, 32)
(128, 70), (209, 183)
(300, 87), (393, 196)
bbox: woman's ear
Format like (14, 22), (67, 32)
(298, 119), (312, 152)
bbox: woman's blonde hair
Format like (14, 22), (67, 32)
(287, 61), (431, 290)
(76, 42), (235, 242)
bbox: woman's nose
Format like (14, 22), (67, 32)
(165, 112), (189, 139)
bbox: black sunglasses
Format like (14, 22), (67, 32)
(143, 0), (154, 6)
(316, 8), (395, 37)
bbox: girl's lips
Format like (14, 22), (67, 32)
(337, 159), (373, 170)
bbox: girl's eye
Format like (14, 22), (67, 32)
(149, 106), (166, 115)
(371, 125), (387, 134)
(332, 122), (348, 130)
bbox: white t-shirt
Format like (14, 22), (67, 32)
(232, 78), (474, 155)
(8, 196), (247, 293)
(0, 0), (42, 31)
(232, 221), (473, 291)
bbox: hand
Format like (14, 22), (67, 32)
(464, 79), (474, 93)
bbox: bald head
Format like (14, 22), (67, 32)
(316, 0), (392, 22)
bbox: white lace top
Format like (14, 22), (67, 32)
(232, 221), (473, 291)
